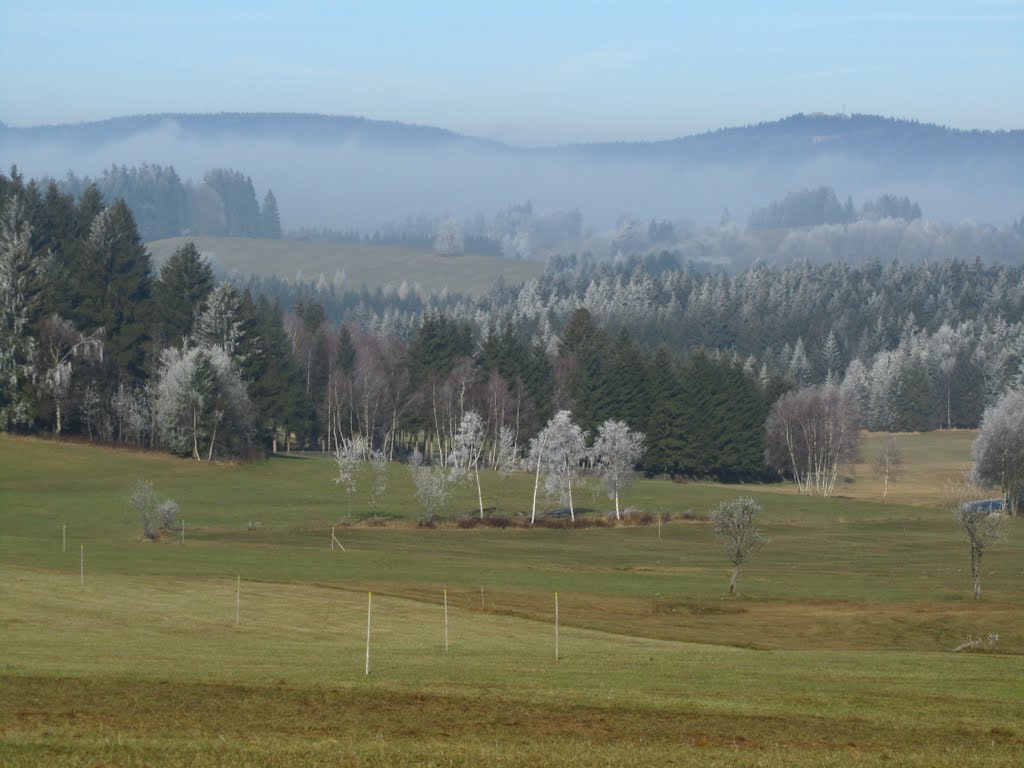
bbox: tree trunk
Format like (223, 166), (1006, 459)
(531, 435), (545, 525)
(972, 548), (981, 600)
(475, 465), (484, 519)
(729, 566), (738, 595)
(207, 418), (219, 461)
(614, 489), (620, 520)
(192, 407), (201, 461)
(567, 477), (575, 523)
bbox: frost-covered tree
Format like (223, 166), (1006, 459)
(710, 497), (763, 595)
(408, 449), (452, 523)
(765, 383), (860, 496)
(367, 447), (388, 516)
(333, 435), (365, 518)
(528, 410), (587, 522)
(195, 282), (248, 363)
(591, 419), (646, 519)
(451, 410), (487, 517)
(111, 381), (152, 447)
(38, 314), (103, 437)
(492, 424), (518, 515)
(0, 194), (38, 430)
(129, 479), (179, 540)
(434, 217), (464, 256)
(948, 477), (1005, 599)
(971, 389), (1024, 516)
(155, 343), (252, 460)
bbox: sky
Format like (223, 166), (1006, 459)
(1, 0), (1021, 146)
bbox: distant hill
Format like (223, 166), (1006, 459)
(4, 110), (1019, 158)
(2, 111), (1021, 228)
(0, 112), (506, 152)
(571, 112), (1023, 165)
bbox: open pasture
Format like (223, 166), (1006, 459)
(146, 236), (545, 297)
(1, 433), (1022, 766)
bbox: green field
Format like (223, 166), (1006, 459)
(146, 236), (545, 297)
(1, 433), (1022, 766)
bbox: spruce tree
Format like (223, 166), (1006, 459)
(84, 200), (153, 382)
(261, 189), (282, 239)
(153, 241), (215, 346)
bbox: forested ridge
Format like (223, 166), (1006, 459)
(2, 167), (1023, 483)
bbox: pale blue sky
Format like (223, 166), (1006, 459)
(1, 1), (1021, 145)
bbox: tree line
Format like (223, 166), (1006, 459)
(3, 168), (1022, 502)
(56, 164), (281, 242)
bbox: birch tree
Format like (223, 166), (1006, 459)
(451, 410), (487, 517)
(333, 435), (388, 518)
(765, 384), (860, 496)
(408, 449), (452, 523)
(333, 435), (365, 519)
(38, 315), (103, 437)
(528, 410), (587, 522)
(872, 436), (904, 503)
(493, 424), (518, 515)
(710, 497), (763, 595)
(948, 478), (1005, 599)
(155, 343), (252, 460)
(592, 420), (646, 519)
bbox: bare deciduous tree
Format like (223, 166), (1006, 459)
(948, 478), (1005, 599)
(872, 436), (904, 503)
(765, 383), (860, 496)
(591, 420), (646, 520)
(710, 497), (764, 595)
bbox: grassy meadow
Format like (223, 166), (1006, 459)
(1, 432), (1022, 766)
(146, 236), (545, 297)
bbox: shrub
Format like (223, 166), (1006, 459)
(129, 480), (179, 540)
(157, 499), (179, 531)
(954, 634), (999, 653)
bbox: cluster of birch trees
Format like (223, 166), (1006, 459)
(334, 409), (645, 522)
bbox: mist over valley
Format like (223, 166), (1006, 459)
(3, 111), (1021, 242)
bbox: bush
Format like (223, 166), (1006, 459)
(616, 508), (655, 526)
(129, 480), (179, 540)
(157, 499), (179, 530)
(954, 634), (999, 653)
(130, 480), (158, 539)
